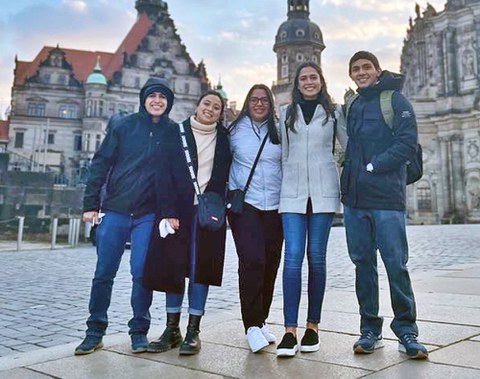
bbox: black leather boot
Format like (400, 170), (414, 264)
(179, 314), (202, 355)
(147, 313), (182, 353)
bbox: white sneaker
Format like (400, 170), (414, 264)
(261, 325), (277, 344)
(246, 326), (269, 353)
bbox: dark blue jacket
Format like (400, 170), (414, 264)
(144, 118), (231, 293)
(83, 77), (176, 216)
(340, 71), (418, 211)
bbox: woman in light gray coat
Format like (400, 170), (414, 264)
(276, 62), (347, 357)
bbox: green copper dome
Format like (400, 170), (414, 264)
(215, 79), (227, 100)
(86, 57), (107, 85)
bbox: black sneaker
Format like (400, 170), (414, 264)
(353, 331), (384, 354)
(398, 334), (429, 359)
(276, 332), (298, 357)
(74, 335), (104, 355)
(300, 328), (319, 352)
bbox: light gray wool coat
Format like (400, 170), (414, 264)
(279, 104), (347, 214)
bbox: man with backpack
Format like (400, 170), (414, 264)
(341, 51), (428, 359)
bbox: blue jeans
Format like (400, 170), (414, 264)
(166, 207), (209, 316)
(344, 206), (418, 338)
(282, 212), (334, 327)
(86, 211), (154, 337)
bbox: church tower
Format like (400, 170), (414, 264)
(272, 0), (325, 108)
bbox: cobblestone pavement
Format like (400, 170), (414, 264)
(1, 224), (479, 357)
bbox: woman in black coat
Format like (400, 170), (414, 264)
(144, 90), (231, 355)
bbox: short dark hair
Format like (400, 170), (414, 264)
(349, 51), (381, 74)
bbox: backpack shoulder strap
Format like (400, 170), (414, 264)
(343, 88), (358, 122)
(380, 90), (395, 130)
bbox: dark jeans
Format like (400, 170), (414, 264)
(282, 212), (334, 327)
(344, 206), (418, 338)
(228, 203), (283, 331)
(86, 211), (154, 337)
(166, 207), (209, 316)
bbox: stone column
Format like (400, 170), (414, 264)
(450, 134), (465, 218)
(439, 136), (451, 216)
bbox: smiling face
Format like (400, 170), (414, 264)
(298, 66), (322, 100)
(248, 88), (270, 123)
(349, 58), (382, 89)
(195, 94), (223, 124)
(144, 92), (168, 122)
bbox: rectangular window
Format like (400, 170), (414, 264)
(108, 103), (115, 117)
(135, 77), (141, 88)
(58, 75), (66, 85)
(58, 104), (77, 118)
(28, 103), (46, 117)
(14, 132), (24, 148)
(74, 135), (82, 151)
(184, 83), (190, 94)
(97, 101), (104, 117)
(281, 65), (289, 79)
(47, 133), (55, 145)
(95, 134), (102, 151)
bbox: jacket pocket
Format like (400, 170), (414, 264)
(320, 161), (340, 198)
(281, 162), (299, 198)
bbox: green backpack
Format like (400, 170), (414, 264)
(344, 89), (423, 185)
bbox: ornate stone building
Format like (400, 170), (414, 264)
(7, 0), (209, 180)
(401, 0), (480, 223)
(272, 0), (325, 109)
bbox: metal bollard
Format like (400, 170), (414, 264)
(51, 218), (58, 249)
(17, 216), (25, 251)
(74, 218), (81, 246)
(68, 218), (74, 245)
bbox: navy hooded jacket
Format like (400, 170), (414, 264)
(340, 71), (418, 211)
(83, 77), (176, 216)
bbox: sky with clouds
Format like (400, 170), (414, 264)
(0, 0), (447, 117)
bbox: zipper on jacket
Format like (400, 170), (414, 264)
(306, 123), (310, 198)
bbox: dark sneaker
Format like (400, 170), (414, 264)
(300, 328), (319, 352)
(131, 334), (148, 353)
(147, 327), (182, 353)
(74, 335), (104, 355)
(353, 331), (384, 354)
(398, 334), (429, 359)
(276, 332), (298, 357)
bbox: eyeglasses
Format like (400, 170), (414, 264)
(249, 97), (269, 105)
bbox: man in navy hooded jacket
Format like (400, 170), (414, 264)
(75, 77), (175, 355)
(341, 51), (428, 359)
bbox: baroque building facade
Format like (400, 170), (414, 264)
(401, 0), (480, 223)
(272, 0), (325, 109)
(7, 0), (209, 181)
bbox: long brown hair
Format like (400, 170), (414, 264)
(285, 62), (335, 133)
(228, 84), (280, 145)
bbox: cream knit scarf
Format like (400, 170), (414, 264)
(190, 115), (217, 204)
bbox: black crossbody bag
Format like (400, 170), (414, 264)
(179, 122), (225, 231)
